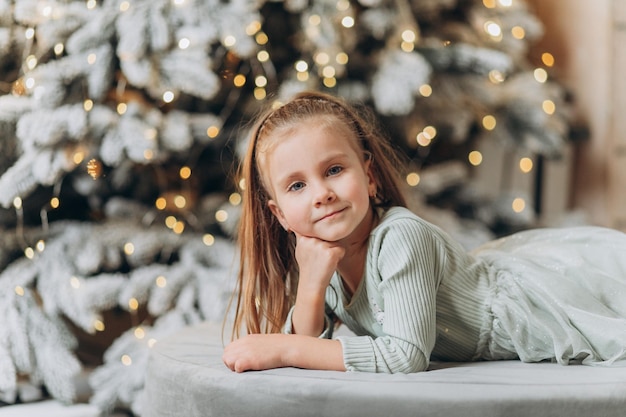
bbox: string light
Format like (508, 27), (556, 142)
(121, 355), (132, 366)
(162, 91), (175, 103)
(257, 51), (269, 62)
(173, 195), (186, 209)
(203, 234), (215, 246)
(229, 192), (242, 205)
(70, 276), (81, 289)
(119, 1), (130, 12)
(488, 70), (505, 84)
(511, 26), (525, 39)
(418, 84), (432, 97)
(50, 197), (60, 208)
(482, 115), (497, 130)
(254, 87), (266, 100)
(124, 242), (135, 255)
(206, 125), (220, 138)
(86, 0), (97, 10)
(93, 319), (105, 332)
(134, 327), (145, 339)
(483, 0), (496, 8)
(54, 43), (65, 56)
(468, 151), (483, 166)
(512, 197), (526, 213)
(15, 286), (25, 296)
(178, 38), (190, 49)
(254, 75), (267, 88)
(542, 100), (556, 115)
(534, 68), (548, 83)
(223, 35), (236, 47)
(519, 157), (533, 173)
(36, 240), (45, 252)
(172, 221), (185, 234)
(87, 53), (97, 65)
(179, 166), (192, 179)
(83, 99), (94, 111)
(406, 172), (420, 186)
(117, 102), (127, 114)
(128, 298), (139, 310)
(155, 197), (167, 210)
(542, 52), (555, 67)
(215, 210), (228, 223)
(86, 158), (103, 179)
(255, 32), (268, 45)
(156, 275), (167, 288)
(341, 16), (355, 28)
(24, 247), (35, 259)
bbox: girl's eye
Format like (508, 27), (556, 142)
(288, 181), (305, 192)
(327, 165), (343, 176)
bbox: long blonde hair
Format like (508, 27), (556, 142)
(231, 91), (407, 337)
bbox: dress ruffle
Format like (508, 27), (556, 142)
(472, 226), (626, 366)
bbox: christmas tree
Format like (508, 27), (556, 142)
(0, 0), (577, 414)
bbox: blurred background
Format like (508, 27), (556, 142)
(0, 0), (623, 415)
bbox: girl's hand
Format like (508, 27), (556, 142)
(222, 334), (288, 373)
(222, 334), (346, 373)
(294, 232), (345, 292)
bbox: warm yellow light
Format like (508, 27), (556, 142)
(15, 286), (25, 296)
(255, 32), (268, 45)
(257, 50), (269, 62)
(121, 355), (132, 366)
(24, 247), (35, 259)
(406, 172), (420, 186)
(229, 192), (242, 205)
(489, 70), (505, 84)
(314, 52), (330, 65)
(296, 72), (309, 82)
(203, 234), (215, 246)
(124, 242), (135, 255)
(246, 21), (261, 36)
(50, 197), (60, 209)
(215, 210), (229, 223)
(128, 298), (139, 310)
(117, 103), (127, 114)
(468, 151), (483, 166)
(401, 42), (415, 52)
(87, 53), (97, 65)
(482, 115), (497, 130)
(416, 133), (431, 147)
(134, 327), (145, 339)
(512, 198), (526, 213)
(119, 1), (130, 12)
(165, 216), (177, 228)
(322, 66), (336, 78)
(542, 52), (555, 67)
(336, 53), (349, 65)
(94, 320), (105, 332)
(542, 99), (556, 115)
(156, 276), (167, 287)
(173, 221), (185, 234)
(483, 0), (496, 8)
(323, 77), (337, 88)
(83, 99), (93, 111)
(13, 197), (23, 209)
(309, 15), (321, 26)
(173, 195), (186, 209)
(511, 26), (525, 39)
(519, 157), (533, 173)
(207, 126), (220, 138)
(155, 197), (167, 210)
(223, 35), (236, 47)
(418, 84), (432, 97)
(179, 166), (192, 179)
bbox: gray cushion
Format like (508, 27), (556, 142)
(144, 321), (626, 417)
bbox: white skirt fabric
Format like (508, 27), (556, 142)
(473, 226), (626, 366)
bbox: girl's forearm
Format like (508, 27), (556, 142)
(284, 335), (346, 371)
(291, 287), (327, 336)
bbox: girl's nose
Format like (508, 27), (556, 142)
(313, 184), (336, 206)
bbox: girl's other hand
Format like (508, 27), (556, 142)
(294, 232), (345, 292)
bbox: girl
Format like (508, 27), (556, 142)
(222, 91), (626, 374)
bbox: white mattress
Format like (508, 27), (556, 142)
(144, 322), (626, 417)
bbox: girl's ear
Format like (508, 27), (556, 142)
(267, 200), (290, 231)
(364, 158), (377, 198)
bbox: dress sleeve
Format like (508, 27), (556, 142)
(337, 218), (445, 373)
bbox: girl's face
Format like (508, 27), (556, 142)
(262, 118), (377, 243)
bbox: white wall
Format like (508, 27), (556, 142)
(527, 0), (625, 229)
